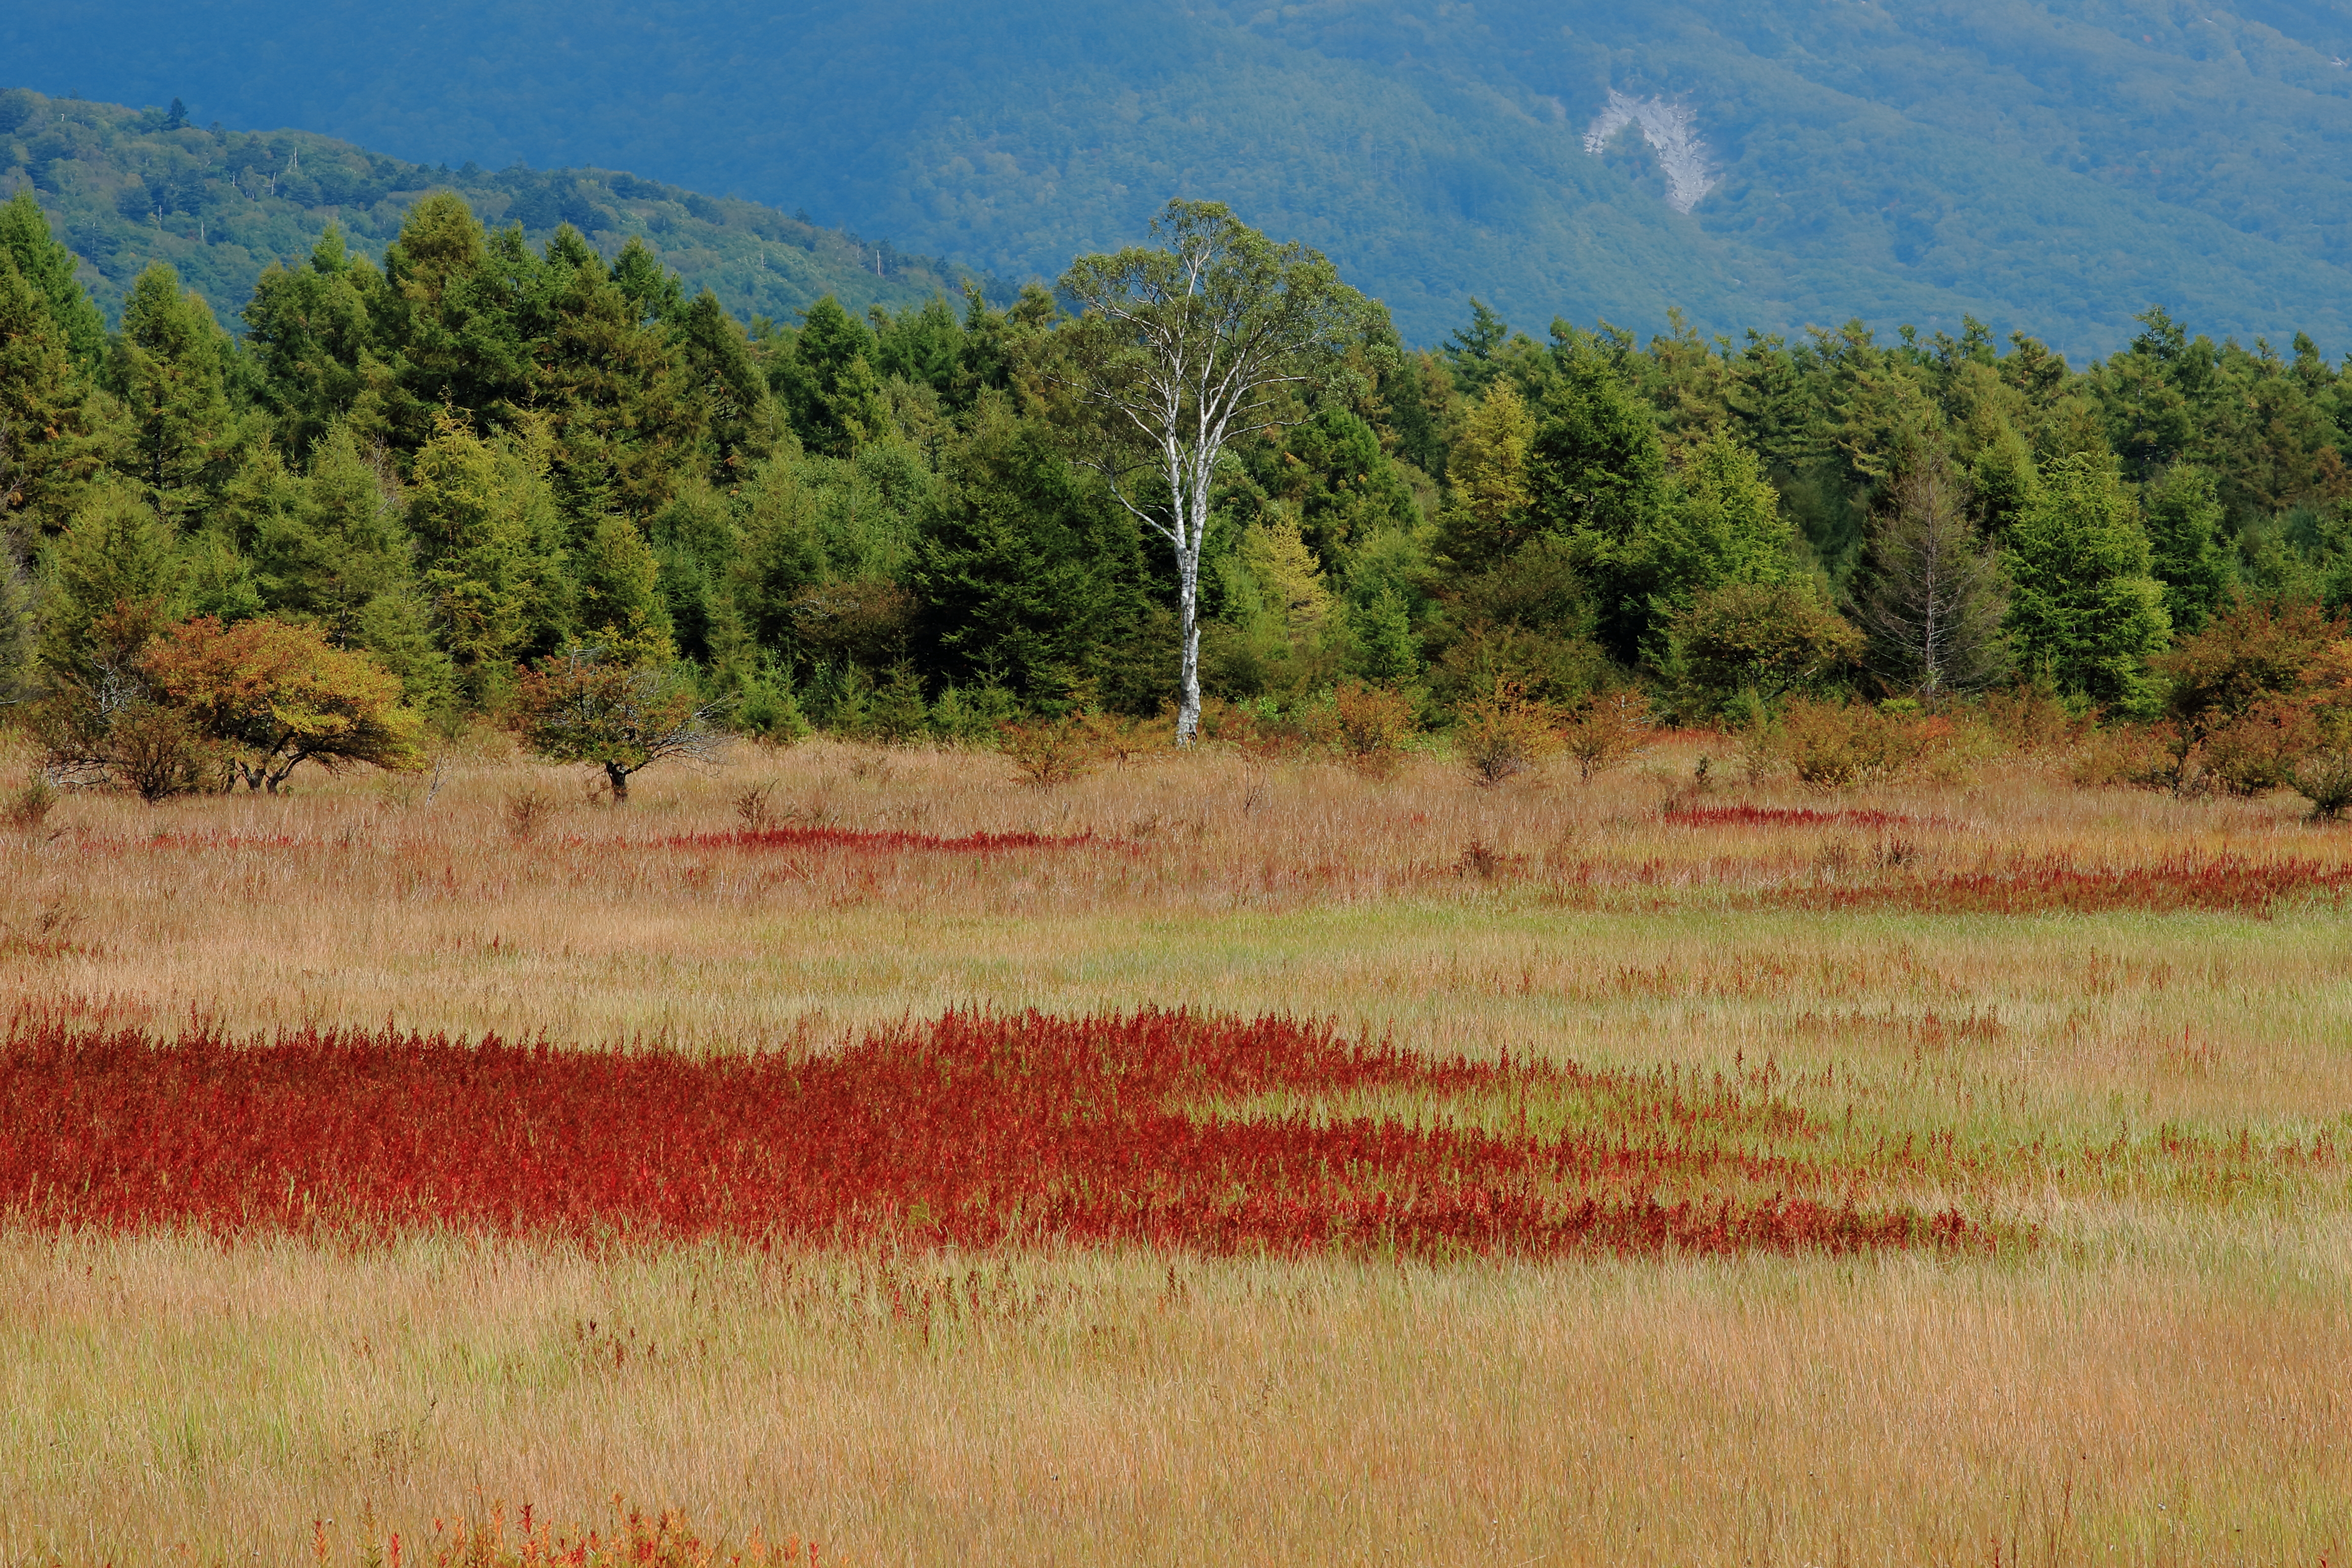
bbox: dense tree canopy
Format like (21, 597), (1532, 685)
(2, 180), (2350, 790)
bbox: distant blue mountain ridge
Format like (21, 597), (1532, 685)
(6, 0), (2352, 356)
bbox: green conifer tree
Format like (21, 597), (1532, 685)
(2005, 453), (2172, 716)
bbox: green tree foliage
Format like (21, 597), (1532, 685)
(2005, 455), (2172, 716)
(0, 190), (106, 367)
(772, 295), (890, 457)
(6, 149), (2352, 768)
(405, 412), (570, 704)
(1435, 380), (1535, 574)
(241, 227), (387, 458)
(105, 263), (256, 526)
(912, 404), (1144, 706)
(38, 484), (184, 674)
(1670, 582), (1863, 716)
(2140, 465), (2233, 635)
(575, 515), (675, 663)
(0, 239), (111, 537)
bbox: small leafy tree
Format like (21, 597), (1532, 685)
(516, 645), (723, 802)
(30, 664), (214, 802)
(140, 616), (426, 792)
(2154, 599), (2345, 795)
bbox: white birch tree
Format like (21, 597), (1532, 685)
(1055, 201), (1382, 743)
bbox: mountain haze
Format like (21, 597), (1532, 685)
(6, 2), (2352, 353)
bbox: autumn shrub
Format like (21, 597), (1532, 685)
(1558, 688), (1653, 783)
(2068, 723), (2194, 792)
(1077, 707), (1163, 767)
(4, 775), (57, 831)
(998, 712), (1099, 787)
(504, 786), (560, 841)
(141, 615), (426, 792)
(1197, 696), (1308, 761)
(1778, 698), (1937, 792)
(1979, 679), (2092, 752)
(2145, 599), (2351, 795)
(1455, 678), (1558, 787)
(1329, 679), (1417, 776)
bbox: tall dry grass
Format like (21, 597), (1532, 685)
(4, 1235), (2346, 1566)
(2, 730), (2350, 1563)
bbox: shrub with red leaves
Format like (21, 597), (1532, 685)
(0, 1008), (1989, 1259)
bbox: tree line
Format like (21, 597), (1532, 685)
(3, 183), (2351, 800)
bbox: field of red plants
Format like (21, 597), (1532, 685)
(0, 1007), (1990, 1258)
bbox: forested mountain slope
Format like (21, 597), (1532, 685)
(0, 89), (996, 329)
(6, 1), (2351, 353)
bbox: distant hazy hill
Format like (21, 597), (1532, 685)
(0, 88), (997, 329)
(6, 3), (2351, 354)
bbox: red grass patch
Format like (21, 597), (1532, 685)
(1666, 804), (1927, 830)
(667, 825), (1120, 855)
(0, 1009), (1988, 1259)
(1781, 852), (2352, 916)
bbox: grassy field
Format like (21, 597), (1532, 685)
(2, 734), (2348, 1565)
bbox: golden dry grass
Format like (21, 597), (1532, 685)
(3, 732), (2350, 1565)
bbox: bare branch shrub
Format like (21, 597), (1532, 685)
(734, 780), (781, 832)
(504, 786), (560, 842)
(2288, 751), (2352, 822)
(4, 776), (57, 831)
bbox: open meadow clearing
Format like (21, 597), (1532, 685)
(3, 734), (2350, 1566)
